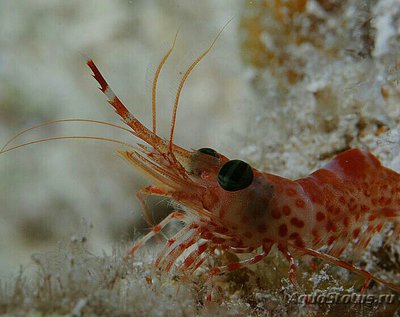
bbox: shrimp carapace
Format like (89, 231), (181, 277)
(86, 33), (400, 296)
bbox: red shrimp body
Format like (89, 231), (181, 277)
(201, 148), (400, 254)
(85, 38), (400, 294)
(297, 148), (400, 253)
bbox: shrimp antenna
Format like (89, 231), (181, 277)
(152, 29), (179, 134)
(1, 118), (133, 153)
(0, 135), (135, 155)
(87, 59), (165, 148)
(168, 19), (232, 152)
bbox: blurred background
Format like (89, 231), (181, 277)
(0, 0), (251, 277)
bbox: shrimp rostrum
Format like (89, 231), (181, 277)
(86, 33), (400, 295)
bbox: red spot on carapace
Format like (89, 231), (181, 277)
(326, 220), (337, 232)
(290, 233), (305, 248)
(316, 211), (325, 221)
(279, 224), (288, 237)
(339, 196), (346, 204)
(282, 205), (291, 216)
(289, 232), (300, 240)
(290, 217), (305, 228)
(327, 205), (335, 214)
(295, 199), (305, 208)
(360, 204), (369, 212)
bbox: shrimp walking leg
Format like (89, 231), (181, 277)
(154, 224), (196, 268)
(290, 243), (400, 292)
(180, 241), (209, 271)
(208, 242), (273, 276)
(205, 243), (273, 300)
(127, 211), (187, 256)
(136, 185), (170, 227)
(278, 244), (300, 290)
(159, 230), (201, 271)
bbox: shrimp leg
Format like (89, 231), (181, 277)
(158, 228), (200, 271)
(126, 211), (187, 256)
(136, 185), (169, 227)
(289, 243), (400, 292)
(278, 244), (300, 290)
(181, 241), (209, 271)
(208, 242), (273, 276)
(154, 224), (196, 268)
(205, 242), (273, 300)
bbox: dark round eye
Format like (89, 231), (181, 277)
(218, 160), (254, 191)
(198, 147), (219, 158)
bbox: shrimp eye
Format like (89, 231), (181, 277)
(218, 160), (254, 191)
(198, 147), (219, 158)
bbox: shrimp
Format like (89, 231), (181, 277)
(59, 29), (399, 297)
